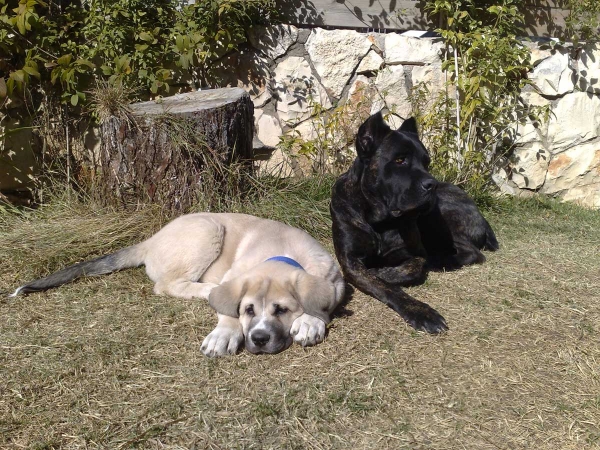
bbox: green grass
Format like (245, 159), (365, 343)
(1, 185), (599, 449)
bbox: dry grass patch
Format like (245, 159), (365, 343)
(1, 193), (599, 449)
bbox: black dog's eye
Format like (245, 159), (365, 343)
(245, 305), (255, 316)
(395, 157), (407, 165)
(273, 304), (288, 316)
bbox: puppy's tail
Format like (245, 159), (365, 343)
(483, 220), (499, 251)
(9, 244), (146, 297)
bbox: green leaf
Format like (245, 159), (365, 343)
(23, 66), (40, 78)
(6, 77), (15, 95)
(10, 70), (26, 83)
(176, 35), (184, 51)
(16, 14), (26, 34)
(139, 31), (154, 42)
(51, 67), (60, 84)
(75, 59), (95, 69)
(135, 44), (149, 51)
(57, 54), (73, 66)
(71, 93), (78, 106)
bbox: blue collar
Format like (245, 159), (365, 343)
(265, 256), (304, 270)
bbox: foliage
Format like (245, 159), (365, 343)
(0, 0), (276, 110)
(278, 104), (365, 176)
(278, 83), (387, 176)
(416, 0), (549, 194)
(565, 0), (600, 43)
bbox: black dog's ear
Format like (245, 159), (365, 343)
(356, 112), (391, 160)
(399, 117), (419, 135)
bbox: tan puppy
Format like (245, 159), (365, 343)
(11, 213), (345, 356)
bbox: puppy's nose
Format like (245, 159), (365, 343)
(421, 178), (437, 192)
(251, 330), (271, 347)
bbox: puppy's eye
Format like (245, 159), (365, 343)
(395, 157), (407, 165)
(245, 305), (255, 316)
(273, 304), (288, 316)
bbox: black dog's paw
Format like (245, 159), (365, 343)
(403, 306), (448, 334)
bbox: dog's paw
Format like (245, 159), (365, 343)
(291, 314), (326, 347)
(404, 306), (448, 334)
(201, 326), (243, 357)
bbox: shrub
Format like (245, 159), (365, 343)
(417, 0), (550, 196)
(0, 0), (276, 106)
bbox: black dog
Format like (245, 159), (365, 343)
(330, 112), (498, 333)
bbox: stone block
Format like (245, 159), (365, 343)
(356, 50), (384, 74)
(529, 47), (574, 96)
(257, 113), (283, 147)
(248, 24), (299, 60)
(542, 140), (600, 196)
(510, 143), (550, 190)
(371, 66), (412, 128)
(523, 40), (553, 66)
(547, 91), (600, 150)
(384, 34), (444, 66)
(306, 28), (372, 99)
(272, 56), (332, 124)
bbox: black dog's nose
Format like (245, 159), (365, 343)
(251, 330), (271, 347)
(421, 178), (437, 192)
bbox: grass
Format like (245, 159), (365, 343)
(1, 184), (599, 449)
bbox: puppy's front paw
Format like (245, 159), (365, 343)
(291, 314), (326, 347)
(201, 326), (243, 357)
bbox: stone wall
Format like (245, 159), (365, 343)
(231, 25), (600, 208)
(495, 40), (600, 208)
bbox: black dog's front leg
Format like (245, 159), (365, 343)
(342, 256), (448, 334)
(368, 256), (428, 287)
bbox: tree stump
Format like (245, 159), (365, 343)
(98, 87), (254, 212)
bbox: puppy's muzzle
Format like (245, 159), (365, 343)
(246, 326), (292, 354)
(251, 329), (271, 347)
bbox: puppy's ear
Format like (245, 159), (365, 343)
(399, 117), (419, 135)
(208, 278), (248, 318)
(356, 112), (391, 161)
(290, 272), (337, 324)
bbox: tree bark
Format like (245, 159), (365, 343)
(98, 87), (254, 212)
